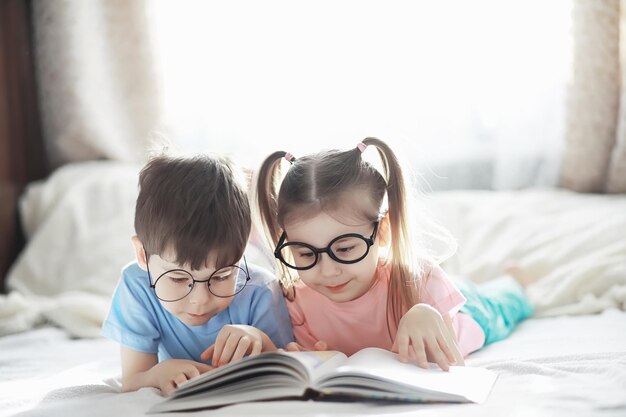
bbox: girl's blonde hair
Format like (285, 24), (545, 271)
(255, 137), (454, 328)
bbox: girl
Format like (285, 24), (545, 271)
(255, 137), (533, 371)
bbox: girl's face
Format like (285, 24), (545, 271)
(283, 211), (381, 302)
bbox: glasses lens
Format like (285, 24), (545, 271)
(330, 236), (368, 262)
(208, 265), (245, 297)
(154, 270), (194, 302)
(280, 244), (317, 269)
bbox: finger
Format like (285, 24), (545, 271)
(183, 366), (201, 380)
(447, 335), (465, 366)
(437, 334), (458, 365)
(173, 373), (189, 387)
(230, 336), (252, 363)
(217, 333), (240, 367)
(314, 340), (327, 351)
(194, 362), (215, 373)
(284, 342), (301, 352)
(249, 339), (263, 357)
(162, 381), (176, 397)
(447, 339), (465, 366)
(211, 332), (228, 367)
(395, 334), (410, 363)
(409, 338), (428, 368)
(200, 345), (215, 363)
(425, 337), (450, 372)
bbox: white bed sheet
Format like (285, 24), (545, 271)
(2, 309), (625, 417)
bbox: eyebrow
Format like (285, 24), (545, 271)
(290, 229), (368, 245)
(158, 262), (236, 276)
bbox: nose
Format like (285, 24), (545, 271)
(318, 252), (341, 278)
(187, 281), (213, 304)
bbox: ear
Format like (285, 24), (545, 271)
(131, 235), (148, 271)
(377, 212), (391, 247)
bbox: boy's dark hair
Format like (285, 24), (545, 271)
(135, 154), (251, 269)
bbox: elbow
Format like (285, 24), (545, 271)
(120, 380), (136, 393)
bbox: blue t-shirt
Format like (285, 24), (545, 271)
(101, 261), (294, 362)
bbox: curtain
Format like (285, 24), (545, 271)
(32, 0), (163, 169)
(561, 0), (626, 193)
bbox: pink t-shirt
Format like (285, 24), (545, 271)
(287, 262), (485, 357)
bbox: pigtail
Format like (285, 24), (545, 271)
(255, 151), (284, 245)
(254, 151), (297, 287)
(362, 137), (420, 330)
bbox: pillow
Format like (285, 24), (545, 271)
(3, 161), (140, 336)
(0, 160), (277, 337)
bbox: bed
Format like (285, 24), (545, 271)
(1, 308), (624, 417)
(1, 161), (625, 417)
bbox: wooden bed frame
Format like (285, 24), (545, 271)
(0, 0), (49, 293)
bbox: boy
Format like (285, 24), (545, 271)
(102, 153), (293, 396)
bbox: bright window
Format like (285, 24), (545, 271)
(150, 0), (572, 189)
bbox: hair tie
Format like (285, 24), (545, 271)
(284, 152), (296, 164)
(356, 143), (368, 153)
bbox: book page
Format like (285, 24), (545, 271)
(150, 350), (349, 413)
(285, 350), (347, 381)
(316, 347), (497, 403)
(170, 350), (346, 398)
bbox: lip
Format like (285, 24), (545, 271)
(325, 281), (349, 293)
(187, 312), (210, 319)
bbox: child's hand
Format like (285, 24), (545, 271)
(150, 359), (213, 396)
(391, 303), (462, 371)
(200, 325), (270, 367)
(281, 340), (327, 352)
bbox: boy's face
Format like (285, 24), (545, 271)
(132, 237), (237, 327)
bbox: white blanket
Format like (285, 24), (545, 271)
(2, 310), (625, 417)
(1, 161), (625, 337)
(427, 190), (626, 315)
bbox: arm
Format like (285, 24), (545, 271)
(120, 346), (158, 392)
(121, 347), (212, 396)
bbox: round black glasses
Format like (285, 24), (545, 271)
(146, 255), (250, 302)
(274, 222), (379, 271)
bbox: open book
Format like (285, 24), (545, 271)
(149, 347), (497, 413)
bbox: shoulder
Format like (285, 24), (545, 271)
(419, 261), (456, 293)
(121, 261), (145, 279)
(245, 262), (280, 287)
(420, 262), (449, 284)
(239, 262), (283, 299)
(288, 279), (332, 309)
(230, 262), (290, 319)
(418, 262), (466, 315)
(286, 280), (317, 325)
(119, 261), (149, 288)
(112, 261), (153, 303)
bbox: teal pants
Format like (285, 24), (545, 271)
(456, 276), (534, 346)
